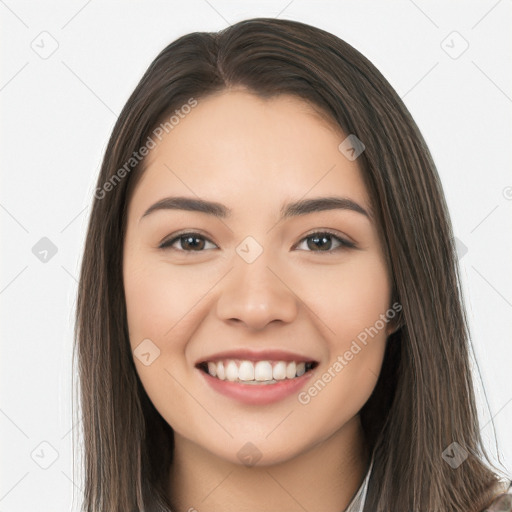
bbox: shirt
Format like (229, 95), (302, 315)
(342, 457), (512, 512)
(483, 480), (512, 511)
(343, 455), (374, 512)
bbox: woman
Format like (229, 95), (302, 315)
(74, 17), (511, 512)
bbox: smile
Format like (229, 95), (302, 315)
(196, 359), (319, 405)
(198, 359), (318, 384)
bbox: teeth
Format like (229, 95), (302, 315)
(202, 359), (313, 383)
(207, 361), (217, 377)
(255, 361), (273, 381)
(226, 360), (238, 381)
(273, 361), (287, 380)
(239, 360), (255, 381)
(216, 361), (225, 380)
(286, 362), (296, 379)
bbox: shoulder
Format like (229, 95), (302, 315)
(482, 480), (512, 512)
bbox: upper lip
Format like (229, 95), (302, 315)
(195, 348), (318, 366)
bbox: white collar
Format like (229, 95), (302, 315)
(343, 454), (374, 512)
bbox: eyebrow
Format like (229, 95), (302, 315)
(140, 195), (371, 221)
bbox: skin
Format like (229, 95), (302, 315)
(123, 89), (394, 512)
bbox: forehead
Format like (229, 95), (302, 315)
(130, 90), (370, 216)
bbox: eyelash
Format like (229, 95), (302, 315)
(158, 230), (356, 253)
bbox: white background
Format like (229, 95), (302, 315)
(1, 1), (511, 510)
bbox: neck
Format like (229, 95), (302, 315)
(167, 415), (370, 512)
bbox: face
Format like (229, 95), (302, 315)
(123, 89), (393, 466)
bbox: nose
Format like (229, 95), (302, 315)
(215, 252), (299, 331)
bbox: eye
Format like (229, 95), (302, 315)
(159, 230), (356, 253)
(159, 232), (217, 252)
(294, 230), (356, 253)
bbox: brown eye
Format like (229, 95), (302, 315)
(296, 231), (356, 253)
(159, 233), (216, 251)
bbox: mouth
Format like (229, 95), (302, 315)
(196, 359), (319, 385)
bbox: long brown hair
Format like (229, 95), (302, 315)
(73, 17), (507, 511)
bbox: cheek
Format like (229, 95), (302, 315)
(124, 256), (206, 344)
(295, 254), (391, 418)
(298, 252), (391, 341)
(123, 256), (203, 422)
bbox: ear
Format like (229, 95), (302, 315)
(385, 291), (404, 336)
(385, 318), (402, 336)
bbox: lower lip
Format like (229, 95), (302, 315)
(197, 367), (316, 405)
